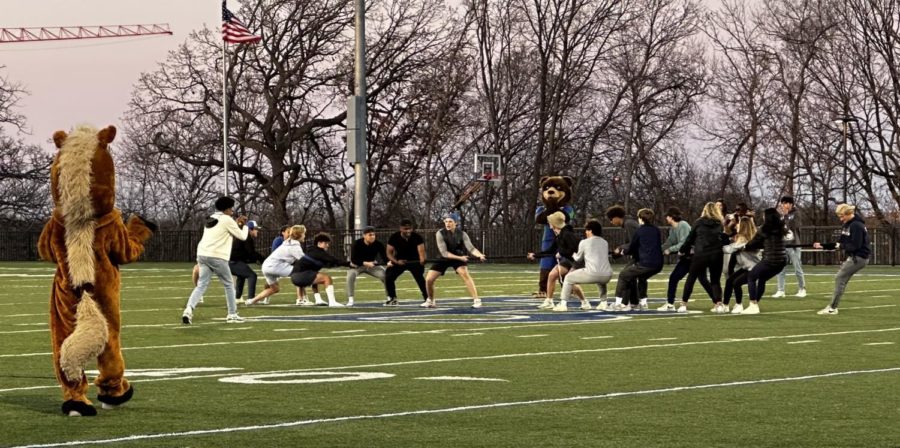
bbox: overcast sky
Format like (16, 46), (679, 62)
(3, 0), (727, 149)
(1, 0), (223, 147)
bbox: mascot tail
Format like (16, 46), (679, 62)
(59, 291), (109, 382)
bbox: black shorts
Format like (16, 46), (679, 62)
(558, 257), (574, 269)
(290, 270), (318, 287)
(429, 259), (468, 275)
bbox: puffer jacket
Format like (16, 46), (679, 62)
(745, 229), (786, 265)
(680, 217), (725, 258)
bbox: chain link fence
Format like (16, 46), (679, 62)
(3, 226), (898, 265)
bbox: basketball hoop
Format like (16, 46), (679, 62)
(475, 154), (502, 184)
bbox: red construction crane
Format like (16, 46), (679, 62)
(0, 24), (172, 44)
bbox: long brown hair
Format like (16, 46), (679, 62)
(734, 216), (756, 244)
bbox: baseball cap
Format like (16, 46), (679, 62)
(247, 220), (261, 230)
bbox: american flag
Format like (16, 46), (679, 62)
(221, 2), (261, 44)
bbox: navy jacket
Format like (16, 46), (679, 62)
(825, 214), (870, 259)
(624, 224), (663, 269)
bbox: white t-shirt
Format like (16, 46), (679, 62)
(196, 212), (249, 260)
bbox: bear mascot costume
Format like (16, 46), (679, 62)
(37, 125), (155, 416)
(534, 176), (575, 298)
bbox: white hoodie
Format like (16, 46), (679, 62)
(262, 239), (305, 275)
(196, 212), (248, 260)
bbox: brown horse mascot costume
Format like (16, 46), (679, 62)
(37, 125), (155, 416)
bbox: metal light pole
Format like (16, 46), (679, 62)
(835, 115), (858, 204)
(346, 0), (368, 231)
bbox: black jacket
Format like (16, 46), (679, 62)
(230, 235), (264, 264)
(350, 239), (387, 266)
(292, 245), (351, 273)
(680, 217), (725, 258)
(535, 225), (581, 260)
(745, 229), (787, 265)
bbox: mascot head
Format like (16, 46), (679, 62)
(539, 176), (573, 209)
(51, 125), (117, 220)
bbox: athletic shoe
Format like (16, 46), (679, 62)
(612, 304), (632, 312)
(676, 304), (688, 313)
(260, 298), (270, 305)
(658, 303), (676, 312)
(552, 300), (568, 312)
(817, 306), (838, 315)
(637, 303), (649, 311)
(383, 298), (399, 307)
(181, 309), (192, 325)
(296, 298), (312, 306)
(537, 298), (554, 309)
(225, 313), (245, 323)
(328, 302), (345, 308)
(580, 301), (593, 311)
(531, 291), (547, 298)
(472, 299), (483, 309)
(347, 299), (355, 307)
(595, 301), (609, 311)
(742, 303), (760, 315)
(420, 299), (435, 308)
(771, 291), (785, 298)
(198, 296), (204, 304)
(796, 289), (807, 298)
(245, 298), (257, 306)
(712, 303), (728, 314)
(731, 304), (744, 314)
(314, 297), (328, 306)
(235, 297), (246, 305)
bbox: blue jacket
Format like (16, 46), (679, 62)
(624, 224), (663, 269)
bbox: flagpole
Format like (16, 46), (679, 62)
(222, 2), (230, 197)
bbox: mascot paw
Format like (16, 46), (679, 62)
(62, 400), (97, 417)
(98, 384), (134, 410)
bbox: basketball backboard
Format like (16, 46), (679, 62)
(474, 153), (502, 183)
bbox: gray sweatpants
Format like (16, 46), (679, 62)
(346, 265), (387, 297)
(187, 255), (238, 314)
(830, 256), (868, 309)
(561, 268), (612, 301)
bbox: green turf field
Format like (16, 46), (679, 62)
(1, 261), (899, 447)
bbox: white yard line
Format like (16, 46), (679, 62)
(10, 367), (900, 448)
(786, 340), (820, 344)
(515, 334), (548, 338)
(580, 335), (613, 340)
(863, 342), (895, 346)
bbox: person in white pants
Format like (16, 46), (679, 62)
(247, 225), (307, 305)
(558, 220), (613, 311)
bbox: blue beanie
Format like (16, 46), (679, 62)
(443, 212), (461, 223)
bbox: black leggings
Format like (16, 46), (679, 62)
(667, 256), (712, 304)
(682, 252), (723, 303)
(748, 261), (785, 301)
(723, 268), (749, 305)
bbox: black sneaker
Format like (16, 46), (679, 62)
(383, 298), (398, 307)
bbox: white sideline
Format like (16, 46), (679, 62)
(3, 325), (899, 394)
(10, 367), (900, 448)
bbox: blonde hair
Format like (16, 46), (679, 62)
(734, 216), (757, 244)
(836, 204), (856, 216)
(289, 224), (307, 241)
(700, 202), (724, 222)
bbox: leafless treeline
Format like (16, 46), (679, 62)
(3, 0), (900, 231)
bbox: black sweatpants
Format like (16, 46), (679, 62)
(385, 262), (428, 301)
(616, 264), (662, 306)
(748, 261), (785, 301)
(723, 268), (749, 305)
(667, 256), (712, 304)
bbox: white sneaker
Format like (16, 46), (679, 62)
(580, 301), (593, 310)
(552, 300), (568, 312)
(314, 297), (327, 306)
(472, 299), (483, 309)
(347, 299), (355, 307)
(235, 297), (246, 305)
(537, 298), (554, 309)
(612, 304), (632, 312)
(817, 306), (838, 315)
(181, 309), (193, 325)
(260, 298), (270, 305)
(658, 303), (676, 312)
(225, 313), (245, 323)
(245, 298), (257, 306)
(420, 299), (435, 308)
(731, 304), (744, 314)
(676, 304), (688, 313)
(595, 301), (609, 311)
(296, 298), (312, 306)
(328, 302), (345, 308)
(796, 289), (807, 298)
(742, 303), (760, 315)
(712, 303), (727, 314)
(198, 296), (204, 304)
(771, 291), (785, 298)
(637, 303), (649, 311)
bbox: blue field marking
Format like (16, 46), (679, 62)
(249, 296), (698, 324)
